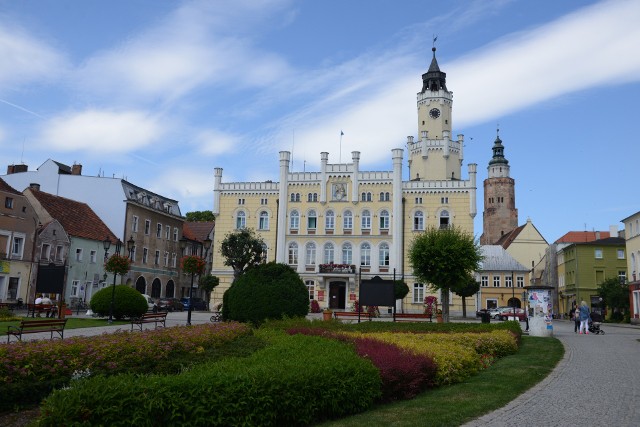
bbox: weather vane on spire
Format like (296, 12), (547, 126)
(432, 35), (438, 48)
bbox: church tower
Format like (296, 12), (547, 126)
(480, 131), (518, 244)
(407, 46), (464, 181)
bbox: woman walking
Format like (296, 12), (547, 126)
(578, 301), (591, 334)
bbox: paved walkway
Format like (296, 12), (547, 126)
(464, 320), (640, 427)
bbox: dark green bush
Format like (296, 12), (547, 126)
(89, 285), (147, 319)
(224, 262), (309, 326)
(39, 331), (381, 426)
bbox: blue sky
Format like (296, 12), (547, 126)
(1, 0), (639, 243)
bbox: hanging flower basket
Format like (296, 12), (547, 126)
(181, 255), (206, 275)
(104, 254), (131, 275)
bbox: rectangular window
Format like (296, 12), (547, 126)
(238, 198), (245, 205)
(173, 228), (178, 242)
(415, 197), (422, 204)
(493, 276), (500, 287)
(481, 276), (489, 287)
(132, 216), (139, 232)
(143, 248), (148, 264)
(130, 246), (136, 262)
(11, 236), (24, 258)
(261, 198), (268, 205)
(144, 220), (151, 235)
(413, 283), (425, 304)
(5, 197), (13, 209)
(172, 252), (177, 268)
(594, 248), (603, 259)
(618, 249), (625, 259)
(164, 251), (169, 267)
(41, 244), (51, 261)
(517, 276), (524, 287)
(156, 223), (162, 238)
(55, 245), (63, 261)
(306, 280), (315, 300)
(165, 225), (171, 239)
(71, 280), (80, 297)
(90, 250), (97, 263)
(75, 248), (83, 262)
(505, 276), (513, 288)
(441, 197), (448, 204)
(154, 250), (160, 265)
(619, 271), (627, 283)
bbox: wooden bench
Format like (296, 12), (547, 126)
(333, 311), (372, 322)
(393, 313), (433, 322)
(131, 312), (167, 331)
(7, 318), (68, 343)
(26, 303), (57, 318)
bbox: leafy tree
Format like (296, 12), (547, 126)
(597, 277), (629, 321)
(199, 275), (220, 308)
(452, 274), (480, 318)
(408, 226), (482, 322)
(394, 280), (410, 300)
(185, 210), (215, 222)
(220, 228), (265, 281)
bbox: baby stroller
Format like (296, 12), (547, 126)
(588, 312), (605, 335)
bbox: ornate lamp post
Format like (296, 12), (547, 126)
(107, 239), (122, 324)
(180, 237), (209, 326)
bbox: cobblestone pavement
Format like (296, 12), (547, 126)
(463, 320), (640, 427)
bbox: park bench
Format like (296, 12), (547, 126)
(26, 303), (56, 318)
(393, 313), (433, 322)
(7, 318), (68, 343)
(131, 312), (167, 331)
(333, 311), (372, 322)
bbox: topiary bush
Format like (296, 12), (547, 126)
(224, 262), (309, 326)
(90, 285), (147, 319)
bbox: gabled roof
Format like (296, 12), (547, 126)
(555, 231), (610, 244)
(495, 224), (525, 248)
(183, 221), (214, 242)
(28, 189), (117, 242)
(479, 245), (528, 272)
(0, 177), (22, 195)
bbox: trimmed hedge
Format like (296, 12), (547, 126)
(38, 330), (381, 426)
(89, 285), (147, 319)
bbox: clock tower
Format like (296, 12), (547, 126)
(407, 47), (464, 181)
(480, 132), (518, 245)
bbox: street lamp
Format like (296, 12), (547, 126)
(511, 271), (515, 321)
(107, 239), (122, 324)
(127, 235), (135, 259)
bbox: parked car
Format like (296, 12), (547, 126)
(180, 297), (208, 311)
(476, 308), (491, 318)
(157, 298), (184, 312)
(488, 307), (511, 319)
(141, 294), (158, 312)
(499, 307), (527, 321)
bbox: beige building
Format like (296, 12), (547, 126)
(212, 47), (478, 314)
(622, 212), (640, 324)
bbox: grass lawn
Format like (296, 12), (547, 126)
(321, 335), (564, 427)
(0, 317), (128, 335)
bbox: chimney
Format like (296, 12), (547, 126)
(7, 164), (28, 174)
(29, 183), (40, 191)
(609, 225), (618, 238)
(71, 164), (82, 175)
(595, 231), (600, 240)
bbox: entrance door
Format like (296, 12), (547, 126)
(329, 281), (346, 309)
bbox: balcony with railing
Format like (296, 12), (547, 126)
(318, 263), (356, 274)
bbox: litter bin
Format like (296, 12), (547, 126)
(481, 311), (491, 324)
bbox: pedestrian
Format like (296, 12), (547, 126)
(570, 305), (579, 333)
(578, 300), (591, 334)
(41, 295), (53, 317)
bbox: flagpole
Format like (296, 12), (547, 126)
(339, 131), (343, 163)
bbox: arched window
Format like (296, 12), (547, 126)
(439, 210), (450, 229)
(413, 211), (424, 230)
(290, 210), (299, 230)
(236, 211), (246, 229)
(307, 209), (317, 230)
(305, 242), (316, 265)
(258, 211), (269, 230)
(325, 210), (335, 230)
(324, 242), (334, 264)
(360, 243), (371, 266)
(288, 242), (298, 265)
(305, 280), (315, 300)
(384, 192), (390, 201)
(366, 192), (372, 201)
(379, 192), (385, 201)
(379, 210), (390, 229)
(379, 243), (390, 266)
(343, 210), (353, 230)
(295, 193), (301, 202)
(290, 193), (296, 202)
(361, 192), (367, 201)
(342, 243), (352, 265)
(361, 210), (371, 230)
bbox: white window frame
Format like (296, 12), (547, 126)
(173, 228), (179, 242)
(154, 250), (160, 265)
(259, 211), (269, 230)
(413, 283), (425, 304)
(307, 210), (317, 230)
(379, 243), (389, 267)
(71, 280), (80, 297)
(325, 210), (335, 230)
(342, 243), (352, 265)
(144, 219), (151, 235)
(132, 216), (139, 232)
(75, 248), (83, 262)
(90, 250), (97, 263)
(324, 243), (334, 264)
(516, 276), (524, 287)
(595, 249), (603, 259)
(481, 276), (489, 287)
(236, 211), (246, 229)
(290, 210), (299, 230)
(360, 243), (371, 266)
(305, 242), (316, 266)
(343, 211), (353, 230)
(156, 223), (162, 238)
(414, 211), (424, 230)
(165, 225), (171, 240)
(361, 210), (371, 230)
(379, 210), (390, 230)
(164, 251), (169, 267)
(11, 234), (25, 258)
(493, 276), (501, 287)
(505, 275), (513, 288)
(288, 242), (299, 265)
(143, 248), (148, 264)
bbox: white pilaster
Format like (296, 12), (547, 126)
(276, 151), (291, 263)
(320, 152), (328, 203)
(213, 168), (222, 215)
(392, 148), (404, 275)
(469, 163), (477, 219)
(351, 151), (360, 203)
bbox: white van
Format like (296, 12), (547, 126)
(141, 294), (157, 312)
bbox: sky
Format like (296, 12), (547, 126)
(1, 0), (639, 244)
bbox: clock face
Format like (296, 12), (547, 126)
(429, 108), (441, 119)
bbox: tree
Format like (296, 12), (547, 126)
(452, 274), (480, 318)
(185, 210), (215, 222)
(220, 228), (265, 280)
(597, 277), (629, 321)
(199, 275), (220, 308)
(408, 226), (483, 322)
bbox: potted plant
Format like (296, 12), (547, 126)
(322, 307), (333, 321)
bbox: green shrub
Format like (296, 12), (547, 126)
(89, 285), (147, 319)
(224, 262), (309, 326)
(39, 331), (381, 426)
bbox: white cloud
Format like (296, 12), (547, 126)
(39, 110), (165, 153)
(0, 22), (68, 89)
(194, 129), (238, 156)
